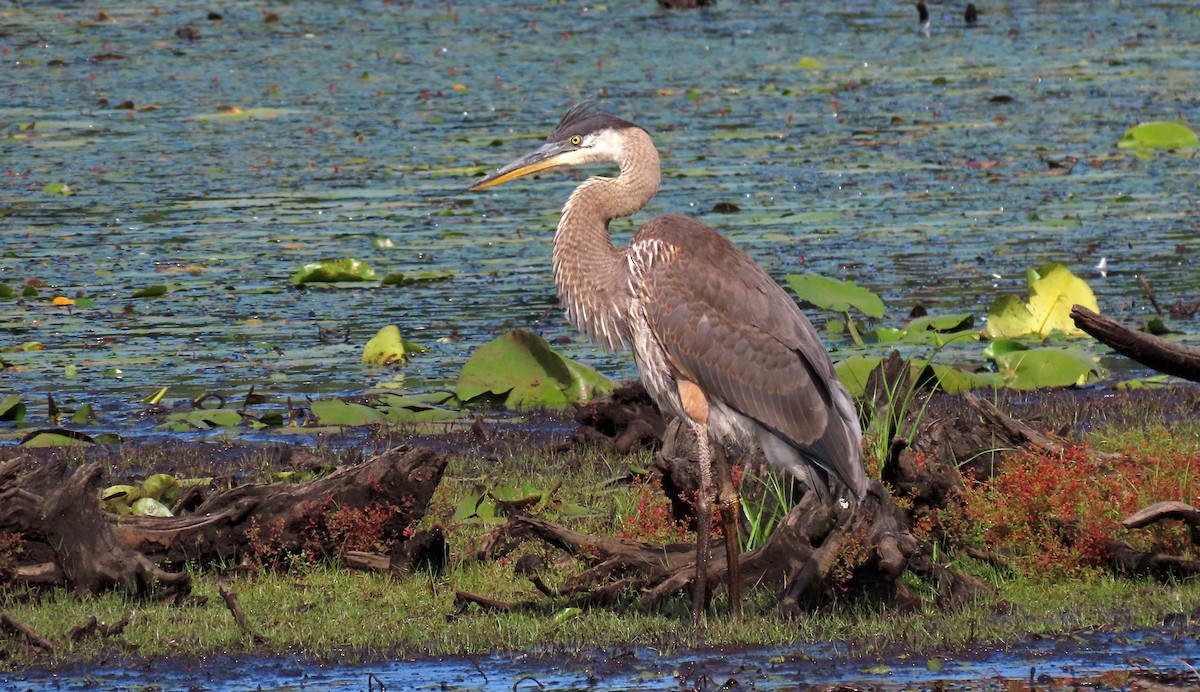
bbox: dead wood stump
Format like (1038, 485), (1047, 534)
(115, 444), (447, 567)
(0, 445), (447, 597)
(0, 455), (190, 599)
(571, 382), (666, 452)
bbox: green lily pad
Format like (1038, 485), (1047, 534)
(191, 107), (306, 121)
(291, 258), (377, 284)
(489, 484), (544, 512)
(131, 497), (173, 517)
(142, 387), (169, 405)
(160, 408), (243, 430)
(993, 347), (1103, 389)
(363, 325), (407, 365)
(864, 327), (905, 344)
(905, 313), (974, 333)
(1116, 121), (1199, 150)
(132, 285), (169, 298)
(786, 273), (885, 318)
(42, 182), (75, 196)
(981, 338), (1029, 361)
(456, 329), (614, 409)
(1116, 375), (1171, 390)
(0, 394), (26, 422)
(833, 355), (884, 398)
(379, 269), (456, 286)
(70, 404), (95, 424)
(374, 394), (462, 423)
(984, 264), (1099, 338)
(927, 363), (1003, 393)
(20, 428), (96, 447)
(102, 484), (142, 513)
(143, 473), (180, 505)
(310, 399), (385, 426)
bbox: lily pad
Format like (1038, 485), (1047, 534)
(380, 269), (456, 286)
(291, 258), (376, 284)
(0, 394), (26, 422)
(786, 273), (885, 318)
(905, 313), (974, 333)
(143, 473), (180, 505)
(374, 393), (462, 423)
(310, 399), (385, 426)
(363, 326), (408, 365)
(20, 428), (96, 447)
(1116, 121), (1199, 150)
(456, 329), (614, 409)
(992, 347), (1103, 389)
(159, 408), (243, 431)
(833, 355), (884, 397)
(131, 497), (173, 517)
(984, 264), (1099, 338)
(132, 285), (169, 298)
(981, 339), (1029, 360)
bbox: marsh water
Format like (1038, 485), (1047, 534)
(3, 628), (1199, 690)
(2, 0), (1200, 688)
(2, 0), (1198, 436)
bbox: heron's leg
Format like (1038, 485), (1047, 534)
(713, 447), (741, 620)
(691, 424), (713, 628)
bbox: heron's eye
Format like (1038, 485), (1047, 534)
(570, 135), (582, 146)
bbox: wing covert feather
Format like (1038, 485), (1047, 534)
(634, 215), (861, 492)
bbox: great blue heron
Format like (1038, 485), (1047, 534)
(470, 104), (867, 625)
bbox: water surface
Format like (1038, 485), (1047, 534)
(1, 0), (1197, 432)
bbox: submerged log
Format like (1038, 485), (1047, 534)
(1071, 305), (1200, 382)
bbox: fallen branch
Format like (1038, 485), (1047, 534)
(1071, 305), (1200, 382)
(453, 590), (517, 614)
(0, 613), (58, 652)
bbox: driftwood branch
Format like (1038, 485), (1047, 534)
(1071, 305), (1200, 382)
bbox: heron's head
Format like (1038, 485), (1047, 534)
(469, 103), (643, 190)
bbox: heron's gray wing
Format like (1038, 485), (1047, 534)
(635, 215), (864, 496)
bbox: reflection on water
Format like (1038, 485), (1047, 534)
(1, 1), (1197, 433)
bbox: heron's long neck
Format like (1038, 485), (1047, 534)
(552, 131), (661, 351)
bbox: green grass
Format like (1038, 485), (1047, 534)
(6, 562), (1198, 666)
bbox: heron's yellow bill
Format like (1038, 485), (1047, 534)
(469, 140), (574, 191)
